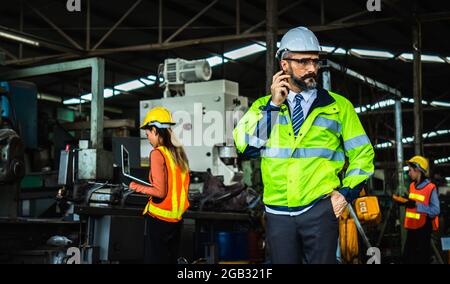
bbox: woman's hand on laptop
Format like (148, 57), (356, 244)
(129, 181), (138, 191)
(129, 181), (154, 196)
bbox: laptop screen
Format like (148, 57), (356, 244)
(122, 145), (130, 175)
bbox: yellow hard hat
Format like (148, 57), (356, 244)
(140, 106), (175, 129)
(406, 155), (429, 177)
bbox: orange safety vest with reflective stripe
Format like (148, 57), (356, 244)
(404, 181), (439, 231)
(143, 146), (190, 222)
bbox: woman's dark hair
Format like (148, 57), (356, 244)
(409, 163), (426, 184)
(148, 125), (189, 173)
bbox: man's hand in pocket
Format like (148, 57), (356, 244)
(330, 190), (348, 218)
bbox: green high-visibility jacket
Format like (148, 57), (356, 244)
(233, 88), (375, 208)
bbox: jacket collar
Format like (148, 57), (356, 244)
(287, 89), (317, 105)
(292, 87), (335, 119)
(276, 87), (335, 117)
(311, 88), (335, 109)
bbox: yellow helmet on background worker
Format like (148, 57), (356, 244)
(406, 155), (429, 177)
(140, 106), (176, 129)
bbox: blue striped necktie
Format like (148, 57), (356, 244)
(292, 94), (304, 136)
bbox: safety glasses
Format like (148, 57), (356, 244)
(284, 58), (321, 67)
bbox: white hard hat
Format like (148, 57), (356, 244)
(276, 26), (321, 59)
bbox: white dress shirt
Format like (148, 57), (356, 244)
(286, 88), (317, 117)
(271, 88), (317, 119)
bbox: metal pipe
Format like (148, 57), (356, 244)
(37, 92), (62, 103)
(90, 58), (105, 149)
(19, 0), (23, 58)
(358, 106), (448, 116)
(86, 0), (90, 50)
(348, 204), (372, 249)
(265, 0), (277, 94)
(244, 0), (305, 34)
(328, 10), (370, 25)
(395, 98), (407, 253)
(87, 17), (396, 56)
(164, 0), (219, 43)
(328, 60), (401, 96)
(27, 2), (83, 50)
(320, 0), (325, 25)
(158, 0), (163, 43)
(0, 57), (102, 79)
(395, 99), (405, 194)
(375, 142), (450, 149)
(413, 18), (423, 155)
(92, 0), (143, 50)
(0, 46), (17, 60)
(236, 0), (240, 35)
(0, 25), (82, 55)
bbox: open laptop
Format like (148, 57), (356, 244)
(121, 144), (152, 186)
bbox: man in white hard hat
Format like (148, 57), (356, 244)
(233, 27), (374, 263)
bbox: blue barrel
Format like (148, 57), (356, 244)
(215, 231), (249, 261)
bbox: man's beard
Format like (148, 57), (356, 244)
(288, 68), (318, 91)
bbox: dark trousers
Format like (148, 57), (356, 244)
(144, 215), (183, 264)
(265, 197), (339, 264)
(403, 218), (432, 264)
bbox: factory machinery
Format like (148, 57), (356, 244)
(0, 58), (264, 264)
(143, 58), (248, 191)
(0, 85), (25, 218)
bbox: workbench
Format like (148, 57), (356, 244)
(74, 205), (254, 263)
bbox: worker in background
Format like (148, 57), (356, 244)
(394, 155), (440, 264)
(128, 106), (190, 264)
(233, 26), (374, 264)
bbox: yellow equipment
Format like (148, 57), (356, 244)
(354, 196), (381, 224)
(392, 194), (409, 204)
(339, 208), (359, 263)
(339, 191), (381, 263)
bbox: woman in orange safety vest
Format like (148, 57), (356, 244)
(401, 155), (440, 264)
(128, 106), (190, 264)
